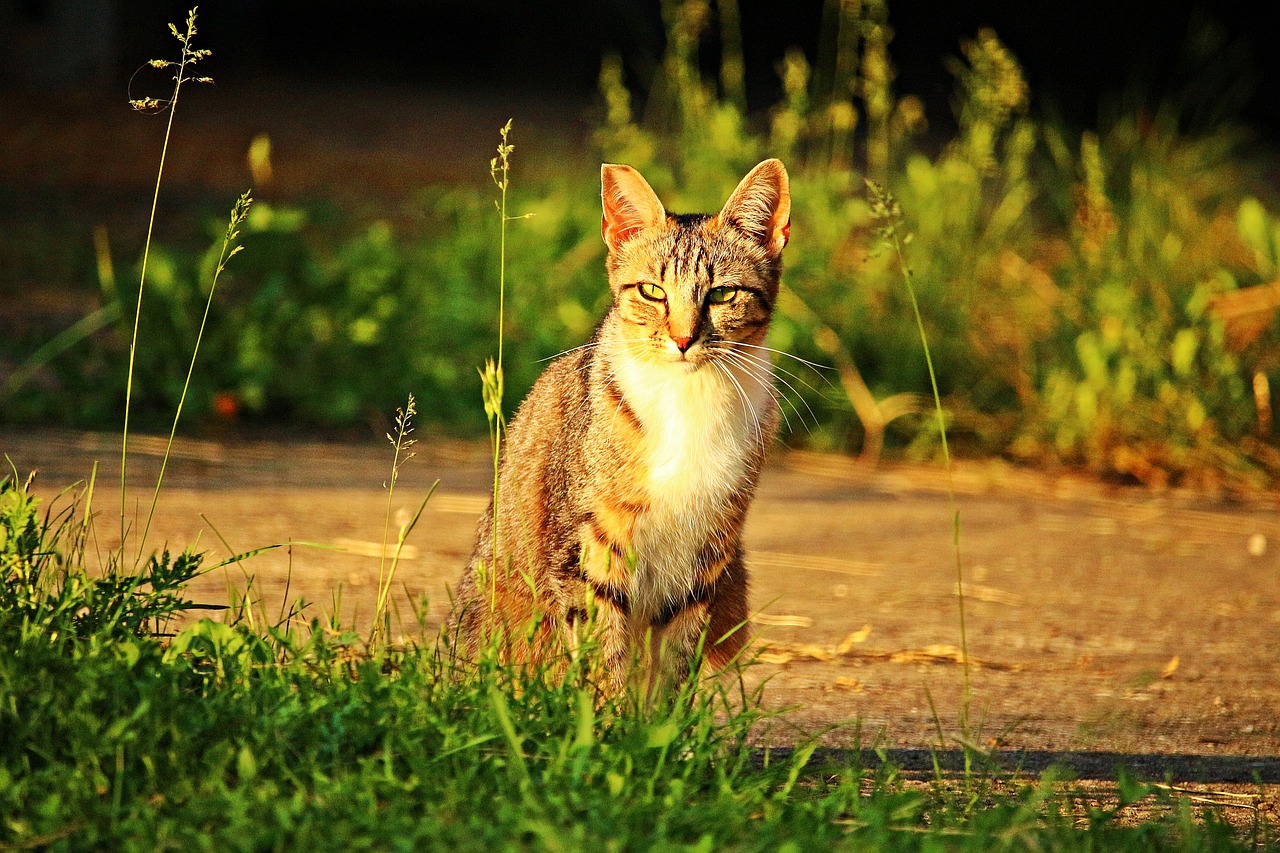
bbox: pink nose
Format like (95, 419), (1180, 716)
(671, 335), (694, 353)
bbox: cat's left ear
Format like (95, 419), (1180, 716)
(719, 159), (791, 255)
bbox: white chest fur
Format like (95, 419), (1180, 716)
(612, 349), (773, 621)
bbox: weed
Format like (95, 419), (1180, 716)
(868, 177), (989, 806)
(136, 191), (252, 565)
(481, 121), (514, 604)
(371, 394), (438, 646)
(119, 7), (213, 560)
(0, 471), (217, 644)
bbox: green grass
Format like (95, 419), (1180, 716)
(2, 474), (1276, 852)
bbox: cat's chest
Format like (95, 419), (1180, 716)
(616, 355), (769, 501)
(609, 353), (772, 616)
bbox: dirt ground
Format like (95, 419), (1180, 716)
(5, 429), (1279, 789)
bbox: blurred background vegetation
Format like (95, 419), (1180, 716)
(2, 0), (1279, 490)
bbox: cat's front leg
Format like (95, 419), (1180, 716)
(645, 605), (710, 699)
(574, 526), (637, 694)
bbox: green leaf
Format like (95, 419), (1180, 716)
(572, 689), (595, 750)
(646, 721), (678, 749)
(1171, 329), (1200, 377)
(237, 745), (257, 781)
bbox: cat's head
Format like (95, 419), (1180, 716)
(599, 160), (790, 369)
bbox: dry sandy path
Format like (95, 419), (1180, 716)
(5, 430), (1279, 785)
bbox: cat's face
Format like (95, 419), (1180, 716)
(600, 160), (790, 371)
(608, 215), (777, 367)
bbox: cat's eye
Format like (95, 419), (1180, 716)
(706, 286), (738, 305)
(638, 282), (666, 301)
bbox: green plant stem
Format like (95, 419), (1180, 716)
(492, 163), (507, 573)
(885, 224), (972, 729)
(377, 438), (407, 632)
(373, 395), (436, 646)
(374, 483), (437, 631)
(121, 85), (181, 565)
(137, 192), (251, 566)
(867, 179), (971, 734)
(486, 119), (516, 613)
(120, 8), (207, 570)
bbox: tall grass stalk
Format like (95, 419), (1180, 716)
(372, 395), (438, 645)
(136, 191), (252, 565)
(375, 396), (416, 631)
(480, 119), (531, 612)
(868, 180), (972, 732)
(120, 6), (211, 567)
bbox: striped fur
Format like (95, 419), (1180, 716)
(451, 159), (790, 693)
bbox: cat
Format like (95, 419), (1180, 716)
(450, 158), (790, 693)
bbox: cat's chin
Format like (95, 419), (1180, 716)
(659, 352), (708, 372)
(634, 345), (704, 369)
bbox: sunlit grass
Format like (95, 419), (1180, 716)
(119, 6), (213, 566)
(372, 394), (438, 647)
(3, 472), (1276, 850)
(868, 178), (973, 760)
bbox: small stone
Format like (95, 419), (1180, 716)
(1248, 533), (1267, 557)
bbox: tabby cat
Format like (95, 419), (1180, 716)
(451, 159), (790, 692)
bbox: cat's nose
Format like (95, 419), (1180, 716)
(671, 334), (695, 353)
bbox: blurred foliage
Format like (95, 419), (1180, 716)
(3, 188), (609, 434)
(4, 0), (1280, 489)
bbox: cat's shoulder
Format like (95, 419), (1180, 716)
(509, 341), (596, 432)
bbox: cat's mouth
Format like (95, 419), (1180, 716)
(658, 343), (707, 369)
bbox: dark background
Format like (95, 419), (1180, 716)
(2, 0), (1276, 139)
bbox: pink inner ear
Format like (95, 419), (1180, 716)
(601, 164), (666, 250)
(602, 211), (642, 247)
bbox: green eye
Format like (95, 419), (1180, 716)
(706, 286), (738, 304)
(638, 282), (666, 301)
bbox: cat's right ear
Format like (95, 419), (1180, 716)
(601, 164), (667, 252)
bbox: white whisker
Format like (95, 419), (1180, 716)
(729, 355), (784, 443)
(711, 358), (769, 449)
(731, 341), (834, 374)
(719, 360), (788, 436)
(715, 345), (816, 435)
(721, 339), (834, 393)
(538, 340), (601, 364)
